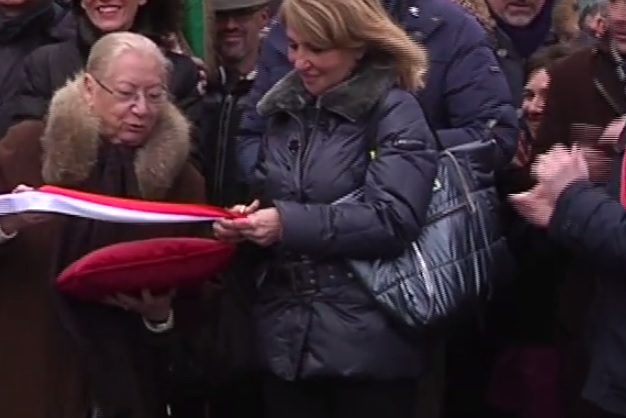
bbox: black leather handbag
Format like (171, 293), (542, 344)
(339, 101), (514, 329)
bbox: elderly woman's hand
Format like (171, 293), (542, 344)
(234, 208), (283, 247)
(104, 289), (175, 323)
(213, 200), (260, 243)
(0, 184), (53, 236)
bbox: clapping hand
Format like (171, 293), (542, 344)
(510, 145), (590, 227)
(599, 116), (626, 144)
(509, 184), (554, 227)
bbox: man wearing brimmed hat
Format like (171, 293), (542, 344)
(201, 1), (270, 418)
(202, 0), (269, 205)
(214, 0), (270, 79)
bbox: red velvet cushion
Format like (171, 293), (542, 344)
(56, 237), (236, 302)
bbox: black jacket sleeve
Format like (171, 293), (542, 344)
(12, 48), (55, 124)
(273, 90), (439, 259)
(548, 181), (626, 275)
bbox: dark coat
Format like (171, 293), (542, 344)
(534, 42), (623, 160)
(510, 41), (626, 418)
(548, 167), (626, 416)
(201, 69), (255, 207)
(0, 0), (75, 137)
(0, 76), (207, 418)
(236, 0), (518, 186)
(10, 17), (204, 166)
(250, 64), (438, 380)
(529, 42), (624, 335)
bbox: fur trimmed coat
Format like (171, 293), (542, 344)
(0, 75), (207, 418)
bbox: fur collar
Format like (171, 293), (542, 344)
(41, 73), (191, 200)
(257, 64), (398, 122)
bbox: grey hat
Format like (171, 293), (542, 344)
(214, 0), (270, 12)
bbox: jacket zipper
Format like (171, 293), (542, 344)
(593, 78), (624, 115)
(213, 93), (235, 202)
(292, 98), (322, 198)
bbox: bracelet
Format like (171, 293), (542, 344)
(142, 309), (174, 334)
(0, 224), (17, 244)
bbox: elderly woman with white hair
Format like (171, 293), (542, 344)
(0, 32), (206, 418)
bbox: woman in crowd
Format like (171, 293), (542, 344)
(486, 42), (578, 418)
(0, 32), (206, 418)
(514, 44), (577, 168)
(12, 0), (204, 166)
(214, 0), (438, 416)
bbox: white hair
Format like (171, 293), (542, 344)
(86, 31), (173, 80)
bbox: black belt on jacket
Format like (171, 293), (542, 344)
(268, 256), (355, 294)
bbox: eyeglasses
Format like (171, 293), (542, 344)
(93, 77), (168, 106)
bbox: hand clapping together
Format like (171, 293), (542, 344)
(213, 199), (283, 247)
(509, 144), (590, 227)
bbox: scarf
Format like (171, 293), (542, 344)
(51, 141), (167, 418)
(492, 0), (555, 58)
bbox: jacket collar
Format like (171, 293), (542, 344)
(257, 63), (398, 122)
(48, 3), (76, 42)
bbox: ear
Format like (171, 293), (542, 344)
(259, 6), (270, 26)
(355, 47), (366, 61)
(138, 0), (147, 6)
(80, 0), (87, 10)
(82, 74), (96, 108)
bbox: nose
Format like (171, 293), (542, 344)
(223, 17), (240, 30)
(293, 57), (311, 72)
(131, 93), (149, 116)
(528, 96), (544, 115)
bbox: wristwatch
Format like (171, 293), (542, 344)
(142, 309), (174, 333)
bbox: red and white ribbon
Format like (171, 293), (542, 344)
(0, 185), (237, 223)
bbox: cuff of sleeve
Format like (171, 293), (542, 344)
(142, 310), (175, 334)
(0, 224), (18, 244)
(547, 180), (596, 243)
(274, 200), (320, 253)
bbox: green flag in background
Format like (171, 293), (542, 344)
(183, 0), (207, 60)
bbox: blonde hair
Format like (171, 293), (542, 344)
(86, 32), (173, 80)
(280, 0), (428, 91)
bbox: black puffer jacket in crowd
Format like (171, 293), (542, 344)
(251, 63), (439, 380)
(201, 69), (256, 207)
(11, 17), (203, 164)
(0, 0), (74, 137)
